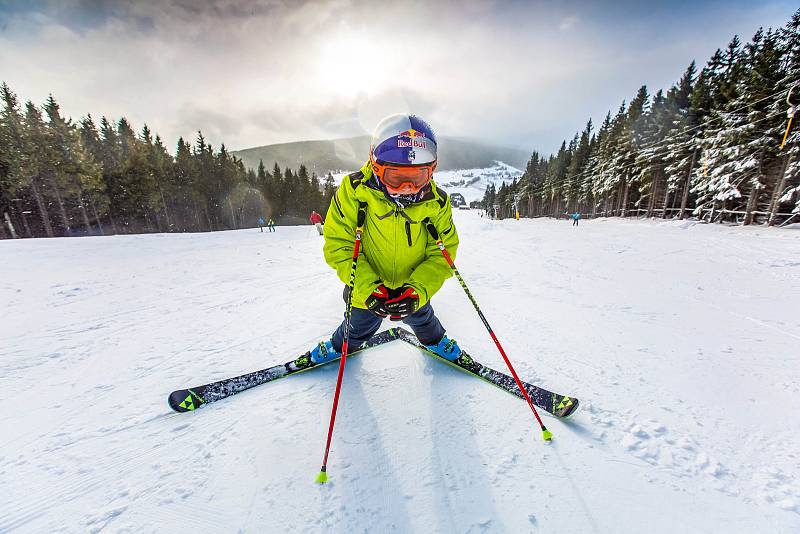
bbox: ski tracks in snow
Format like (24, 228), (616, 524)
(2, 216), (800, 532)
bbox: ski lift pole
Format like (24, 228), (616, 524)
(781, 83), (798, 150)
(423, 220), (552, 441)
(316, 203), (367, 484)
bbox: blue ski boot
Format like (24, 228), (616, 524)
(425, 335), (462, 362)
(310, 339), (341, 364)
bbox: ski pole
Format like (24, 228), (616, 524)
(316, 204), (367, 483)
(424, 221), (552, 441)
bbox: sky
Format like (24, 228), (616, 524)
(0, 0), (797, 156)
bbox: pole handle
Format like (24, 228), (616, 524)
(357, 202), (367, 227)
(424, 219), (440, 240)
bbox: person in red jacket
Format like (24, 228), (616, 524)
(310, 210), (324, 235)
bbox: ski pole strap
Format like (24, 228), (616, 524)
(356, 202), (367, 230)
(346, 205), (367, 290)
(423, 218), (454, 266)
(423, 218), (439, 240)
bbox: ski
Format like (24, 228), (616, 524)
(168, 326), (579, 419)
(394, 327), (579, 418)
(167, 328), (399, 413)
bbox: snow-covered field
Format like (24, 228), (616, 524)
(1, 213), (799, 533)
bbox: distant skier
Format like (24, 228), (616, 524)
(572, 212), (580, 226)
(268, 218), (276, 232)
(310, 210), (324, 236)
(258, 216), (265, 232)
(309, 114), (462, 364)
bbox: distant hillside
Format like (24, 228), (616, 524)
(231, 136), (529, 175)
(434, 161), (523, 203)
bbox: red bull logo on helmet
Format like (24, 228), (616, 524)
(397, 128), (427, 139)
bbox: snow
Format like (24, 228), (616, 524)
(433, 162), (522, 203)
(331, 161), (522, 203)
(2, 213), (799, 533)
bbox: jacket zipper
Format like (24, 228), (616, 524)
(392, 208), (398, 283)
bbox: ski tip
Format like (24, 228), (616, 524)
(315, 470), (328, 484)
(563, 399), (581, 419)
(168, 389), (203, 413)
(542, 428), (553, 441)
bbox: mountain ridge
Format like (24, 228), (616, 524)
(231, 135), (530, 175)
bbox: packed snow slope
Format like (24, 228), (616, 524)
(1, 213), (799, 533)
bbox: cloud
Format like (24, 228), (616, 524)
(0, 0), (796, 157)
(559, 15), (579, 31)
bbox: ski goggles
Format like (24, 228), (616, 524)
(371, 158), (436, 195)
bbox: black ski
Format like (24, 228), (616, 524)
(394, 328), (579, 418)
(167, 328), (399, 413)
(168, 327), (578, 419)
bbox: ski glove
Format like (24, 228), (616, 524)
(384, 285), (420, 320)
(365, 284), (392, 317)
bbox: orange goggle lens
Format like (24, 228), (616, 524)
(373, 162), (435, 195)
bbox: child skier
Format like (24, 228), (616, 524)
(572, 212), (580, 226)
(310, 114), (462, 363)
(268, 218), (276, 232)
(258, 216), (265, 232)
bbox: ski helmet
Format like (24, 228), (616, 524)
(370, 114), (437, 195)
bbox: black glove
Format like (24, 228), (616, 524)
(384, 285), (420, 320)
(365, 284), (392, 317)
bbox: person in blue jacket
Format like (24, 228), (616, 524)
(258, 217), (265, 232)
(571, 212), (581, 226)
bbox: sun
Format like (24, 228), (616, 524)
(316, 33), (390, 96)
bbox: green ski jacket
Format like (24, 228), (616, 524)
(323, 162), (459, 310)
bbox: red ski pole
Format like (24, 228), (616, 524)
(316, 205), (367, 483)
(424, 221), (552, 441)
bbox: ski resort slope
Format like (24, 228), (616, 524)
(1, 213), (799, 533)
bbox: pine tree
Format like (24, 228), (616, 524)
(634, 89), (669, 217)
(769, 9), (800, 224)
(282, 166), (295, 221)
(22, 101), (56, 237)
(257, 159), (268, 195)
(615, 86), (649, 216)
(42, 94), (80, 233)
(322, 172), (336, 214)
(693, 29), (783, 223)
(584, 112), (611, 216)
(661, 64), (698, 219)
(297, 163), (311, 216)
(594, 102), (627, 215)
(0, 83), (29, 237)
(565, 120), (592, 212)
(98, 116), (122, 233)
(174, 136), (200, 231)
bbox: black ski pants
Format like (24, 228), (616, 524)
(331, 302), (446, 351)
